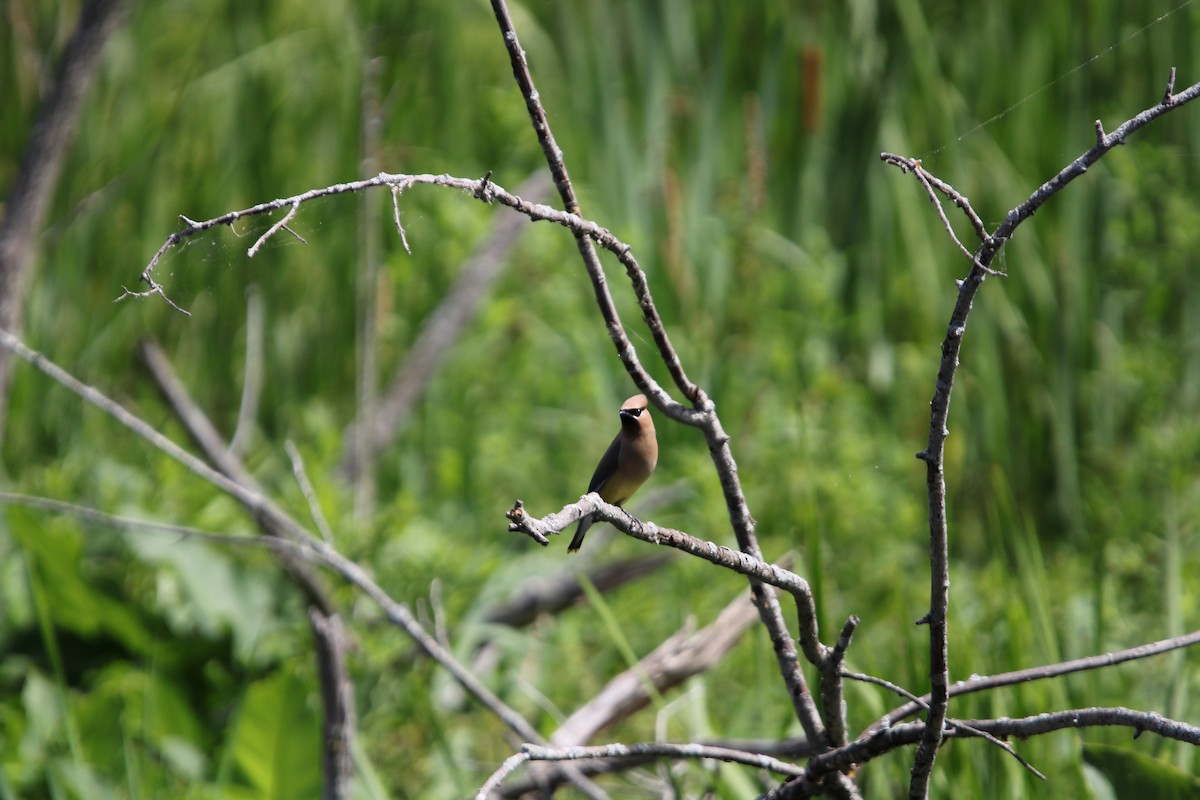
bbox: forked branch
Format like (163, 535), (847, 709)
(882, 69), (1200, 798)
(486, 2), (842, 776)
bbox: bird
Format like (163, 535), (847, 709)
(569, 393), (658, 552)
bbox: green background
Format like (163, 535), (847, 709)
(2, 0), (1199, 796)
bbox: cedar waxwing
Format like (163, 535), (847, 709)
(569, 393), (658, 552)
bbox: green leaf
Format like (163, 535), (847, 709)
(1083, 742), (1200, 800)
(8, 507), (152, 655)
(226, 667), (322, 799)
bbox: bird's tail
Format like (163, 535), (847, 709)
(568, 516), (593, 552)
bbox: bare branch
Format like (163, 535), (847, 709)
(481, 13), (827, 751)
(765, 705), (1198, 800)
(527, 740), (807, 776)
(842, 670), (1045, 781)
(0, 491), (287, 547)
(1163, 66), (1177, 103)
(476, 752), (532, 800)
(0, 329), (548, 748)
(820, 617), (858, 748)
(483, 554), (672, 629)
(285, 439), (335, 544)
(228, 285), (264, 457)
(880, 73), (1200, 798)
(248, 200), (301, 257)
(907, 163), (996, 271)
(140, 339), (353, 799)
(964, 707), (1200, 743)
(494, 737), (815, 798)
(550, 589), (758, 747)
(390, 184), (411, 253)
(309, 608), (354, 800)
(879, 153), (989, 244)
(340, 171), (550, 480)
(114, 278), (192, 315)
(871, 629), (1200, 730)
(994, 72), (1200, 241)
(0, 0), (127, 440)
(17, 329), (617, 799)
(131, 170), (705, 426)
(506, 497), (827, 668)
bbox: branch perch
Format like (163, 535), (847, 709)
(486, 4), (840, 774)
(506, 497), (827, 668)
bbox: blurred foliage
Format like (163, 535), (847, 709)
(2, 0), (1200, 797)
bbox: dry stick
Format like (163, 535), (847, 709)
(124, 131), (838, 795)
(477, 752), (532, 800)
(0, 492), (287, 545)
(767, 629), (1200, 798)
(551, 588), (759, 748)
(353, 53), (384, 518)
(494, 738), (815, 799)
(908, 166), (1005, 278)
(528, 741), (807, 778)
(486, 1), (833, 768)
(841, 670), (1045, 781)
(0, 331), (590, 791)
(285, 439), (335, 544)
(248, 201), (300, 257)
(0, 0), (126, 442)
(129, 168), (710, 422)
(414, 554), (673, 708)
(485, 1), (694, 416)
(138, 339), (614, 800)
(507, 497), (825, 668)
(764, 706), (1200, 800)
(139, 339), (355, 799)
(484, 554), (672, 629)
(228, 285), (264, 457)
(309, 607), (355, 799)
(883, 70), (1200, 800)
(497, 591), (761, 797)
(871, 628), (1200, 731)
(340, 170), (550, 481)
(964, 707), (1200, 742)
(123, 173), (470, 312)
(819, 617), (858, 750)
(138, 340), (332, 607)
(103, 336), (330, 615)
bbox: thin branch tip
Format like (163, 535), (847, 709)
(506, 499), (550, 545)
(1163, 67), (1177, 104)
(474, 170), (496, 203)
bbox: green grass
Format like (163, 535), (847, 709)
(2, 0), (1200, 797)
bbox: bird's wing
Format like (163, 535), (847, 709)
(586, 433), (623, 494)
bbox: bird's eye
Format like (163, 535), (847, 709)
(626, 407), (643, 417)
